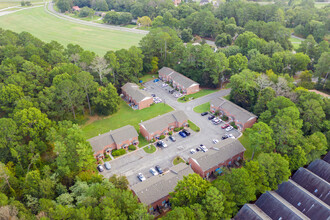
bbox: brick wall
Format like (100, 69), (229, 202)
(243, 117), (257, 130)
(189, 158), (205, 177)
(151, 195), (170, 210)
(186, 84), (200, 95)
(138, 97), (153, 110)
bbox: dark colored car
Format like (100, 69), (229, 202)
(156, 141), (163, 147)
(182, 129), (191, 136)
(179, 131), (187, 138)
(221, 134), (229, 140)
(155, 165), (163, 174)
(208, 115), (215, 120)
(169, 90), (175, 94)
(97, 164), (104, 172)
(169, 136), (176, 142)
(201, 112), (208, 116)
(151, 94), (156, 97)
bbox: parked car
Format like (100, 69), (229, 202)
(156, 140), (167, 148)
(182, 129), (191, 136)
(221, 124), (230, 129)
(138, 173), (146, 181)
(196, 147), (201, 152)
(104, 162), (111, 170)
(222, 134), (229, 140)
(97, 164), (104, 172)
(169, 90), (175, 94)
(228, 134), (235, 139)
(179, 131), (187, 138)
(212, 139), (219, 144)
(150, 168), (159, 176)
(190, 149), (196, 154)
(208, 115), (215, 120)
(162, 83), (168, 87)
(155, 165), (163, 174)
(201, 112), (208, 116)
(153, 79), (159, 82)
(213, 120), (221, 125)
(200, 144), (208, 152)
(169, 136), (176, 142)
(226, 126), (233, 132)
(151, 94), (156, 97)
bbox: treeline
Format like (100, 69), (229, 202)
(0, 29), (151, 219)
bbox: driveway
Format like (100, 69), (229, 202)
(103, 80), (239, 186)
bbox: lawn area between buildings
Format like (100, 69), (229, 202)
(193, 102), (210, 113)
(0, 6), (145, 55)
(138, 134), (149, 148)
(81, 100), (173, 139)
(138, 74), (158, 83)
(178, 89), (218, 103)
(143, 145), (156, 154)
(238, 132), (259, 161)
(188, 120), (200, 132)
(173, 156), (185, 165)
(290, 36), (303, 50)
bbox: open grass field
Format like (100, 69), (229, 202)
(0, 6), (145, 55)
(290, 36), (303, 50)
(193, 102), (210, 113)
(81, 100), (173, 139)
(178, 89), (218, 103)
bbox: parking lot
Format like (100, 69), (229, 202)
(102, 80), (238, 186)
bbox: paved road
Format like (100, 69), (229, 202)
(46, 2), (149, 35)
(103, 81), (239, 186)
(0, 5), (43, 16)
(291, 33), (305, 41)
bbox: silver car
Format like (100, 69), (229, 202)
(104, 161), (111, 170)
(150, 168), (159, 176)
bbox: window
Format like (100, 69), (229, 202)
(228, 161), (232, 165)
(162, 200), (166, 205)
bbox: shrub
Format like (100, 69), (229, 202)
(159, 135), (165, 139)
(196, 127), (200, 132)
(112, 149), (126, 157)
(221, 115), (229, 121)
(180, 126), (184, 130)
(150, 103), (155, 106)
(168, 131), (173, 135)
(151, 139), (155, 143)
(21, 1), (25, 6)
(128, 145), (136, 151)
(230, 121), (235, 126)
(25, 1), (31, 6)
(174, 127), (180, 132)
(233, 125), (238, 129)
(104, 153), (110, 158)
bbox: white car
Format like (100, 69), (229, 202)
(162, 83), (168, 87)
(190, 149), (196, 154)
(137, 173), (146, 181)
(150, 168), (159, 176)
(212, 139), (219, 144)
(228, 134), (235, 139)
(226, 126), (233, 132)
(200, 144), (208, 152)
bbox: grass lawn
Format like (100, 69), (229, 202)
(193, 102), (210, 113)
(143, 145), (156, 154)
(0, 6), (145, 55)
(104, 156), (111, 161)
(223, 94), (230, 100)
(138, 134), (149, 148)
(290, 36), (303, 50)
(178, 89), (218, 103)
(315, 2), (329, 8)
(82, 100), (173, 139)
(188, 120), (200, 132)
(138, 74), (158, 83)
(173, 156), (185, 165)
(238, 132), (258, 161)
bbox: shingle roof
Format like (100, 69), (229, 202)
(255, 191), (309, 220)
(190, 139), (245, 172)
(130, 163), (194, 206)
(87, 125), (138, 153)
(276, 180), (330, 219)
(292, 168), (330, 205)
(158, 67), (199, 89)
(323, 151), (330, 164)
(234, 204), (272, 220)
(307, 159), (330, 183)
(122, 83), (152, 103)
(210, 97), (257, 125)
(140, 110), (187, 134)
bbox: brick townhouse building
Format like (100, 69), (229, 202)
(158, 67), (200, 95)
(88, 125), (139, 160)
(122, 83), (153, 110)
(139, 110), (188, 141)
(189, 138), (246, 179)
(210, 97), (257, 131)
(130, 163), (194, 213)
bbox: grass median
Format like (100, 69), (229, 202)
(193, 102), (210, 113)
(178, 89), (218, 103)
(173, 156), (185, 165)
(143, 145), (156, 154)
(188, 120), (200, 132)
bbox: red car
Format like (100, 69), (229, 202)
(221, 124), (230, 129)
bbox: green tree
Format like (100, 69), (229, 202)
(235, 31), (259, 55)
(23, 170), (41, 198)
(56, 0), (72, 13)
(228, 53), (248, 75)
(91, 56), (111, 85)
(298, 70), (314, 89)
(315, 52), (330, 81)
(288, 145), (308, 171)
(0, 118), (20, 163)
(212, 179), (237, 218)
(245, 160), (270, 195)
(257, 153), (291, 190)
(302, 132), (328, 164)
(93, 83), (120, 115)
(181, 28), (193, 43)
(203, 187), (225, 219)
(247, 122), (275, 160)
(253, 87), (275, 116)
(169, 173), (211, 208)
(137, 16), (152, 27)
(0, 84), (24, 114)
(109, 174), (129, 191)
(215, 33), (232, 47)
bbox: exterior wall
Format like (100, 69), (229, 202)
(186, 84), (200, 95)
(243, 117), (257, 130)
(189, 152), (244, 178)
(140, 120), (187, 141)
(93, 143), (116, 159)
(138, 97), (153, 110)
(140, 125), (152, 141)
(150, 195), (170, 210)
(189, 158), (205, 177)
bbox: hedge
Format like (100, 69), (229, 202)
(221, 115), (229, 121)
(112, 149), (126, 156)
(159, 135), (165, 139)
(128, 145), (136, 151)
(168, 131), (173, 135)
(174, 127), (180, 132)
